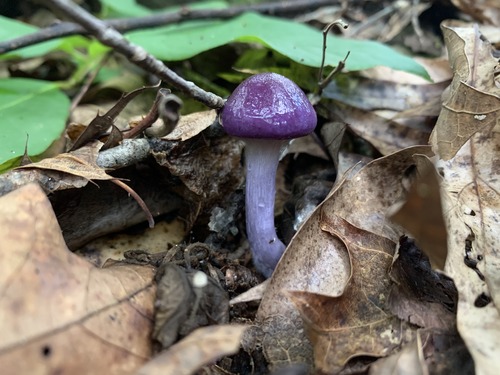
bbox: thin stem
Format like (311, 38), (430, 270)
(244, 138), (287, 277)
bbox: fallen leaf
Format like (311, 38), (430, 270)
(0, 184), (156, 374)
(430, 21), (500, 375)
(257, 146), (433, 369)
(289, 214), (406, 374)
(153, 264), (229, 349)
(329, 101), (433, 155)
(391, 155), (448, 269)
(137, 325), (247, 375)
(368, 336), (427, 375)
(430, 20), (500, 160)
(388, 236), (457, 330)
(451, 0), (500, 26)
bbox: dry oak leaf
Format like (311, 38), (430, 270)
(289, 214), (407, 374)
(430, 20), (500, 160)
(257, 146), (433, 370)
(0, 184), (156, 375)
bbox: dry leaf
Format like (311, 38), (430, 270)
(429, 21), (500, 375)
(430, 20), (500, 160)
(257, 146), (433, 369)
(451, 0), (500, 26)
(388, 236), (457, 330)
(0, 184), (156, 374)
(163, 110), (217, 141)
(329, 101), (433, 155)
(136, 325), (247, 375)
(368, 336), (427, 375)
(391, 155), (448, 269)
(289, 214), (405, 374)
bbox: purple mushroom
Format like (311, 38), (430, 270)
(220, 73), (317, 277)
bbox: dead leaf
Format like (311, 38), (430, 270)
(288, 214), (405, 374)
(388, 236), (457, 330)
(329, 101), (433, 155)
(0, 184), (156, 374)
(368, 336), (427, 375)
(163, 110), (217, 142)
(430, 20), (500, 160)
(16, 141), (115, 183)
(257, 146), (433, 369)
(429, 21), (500, 375)
(137, 325), (247, 375)
(391, 155), (448, 269)
(71, 84), (158, 151)
(451, 0), (500, 26)
(153, 264), (229, 349)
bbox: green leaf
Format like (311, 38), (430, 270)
(128, 12), (429, 78)
(99, 0), (153, 18)
(0, 16), (61, 59)
(0, 78), (70, 173)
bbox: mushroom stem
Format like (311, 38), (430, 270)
(244, 138), (287, 277)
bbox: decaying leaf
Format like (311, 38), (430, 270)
(16, 141), (114, 184)
(329, 101), (433, 155)
(430, 21), (500, 375)
(391, 155), (448, 269)
(451, 0), (500, 26)
(153, 263), (229, 349)
(289, 214), (406, 374)
(137, 325), (247, 375)
(368, 336), (426, 375)
(430, 20), (500, 160)
(388, 236), (457, 330)
(0, 184), (156, 374)
(257, 146), (433, 370)
(71, 84), (157, 151)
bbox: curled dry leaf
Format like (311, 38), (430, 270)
(430, 21), (500, 375)
(0, 184), (156, 374)
(430, 20), (500, 160)
(288, 214), (406, 374)
(451, 0), (500, 26)
(137, 325), (247, 375)
(257, 145), (433, 370)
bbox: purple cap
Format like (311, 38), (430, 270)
(220, 73), (317, 140)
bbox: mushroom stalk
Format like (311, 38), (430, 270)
(244, 138), (287, 277)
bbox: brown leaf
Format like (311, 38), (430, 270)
(137, 325), (247, 375)
(288, 214), (404, 374)
(429, 22), (500, 375)
(153, 264), (229, 349)
(391, 155), (448, 269)
(330, 101), (433, 155)
(388, 236), (457, 330)
(16, 141), (115, 183)
(430, 20), (500, 160)
(0, 184), (156, 374)
(257, 146), (433, 369)
(71, 84), (158, 151)
(451, 0), (500, 26)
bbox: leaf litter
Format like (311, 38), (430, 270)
(1, 3), (500, 375)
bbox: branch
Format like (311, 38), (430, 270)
(43, 0), (225, 109)
(0, 0), (336, 55)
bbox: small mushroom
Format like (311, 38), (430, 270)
(220, 73), (317, 277)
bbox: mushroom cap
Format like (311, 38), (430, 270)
(220, 73), (317, 139)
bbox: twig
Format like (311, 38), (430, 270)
(317, 20), (350, 93)
(0, 0), (339, 55)
(43, 0), (225, 109)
